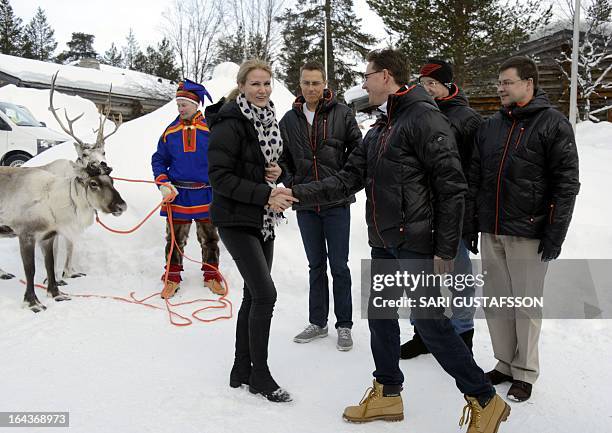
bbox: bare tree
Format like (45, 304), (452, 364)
(556, 0), (612, 120)
(219, 0), (285, 63)
(162, 0), (225, 82)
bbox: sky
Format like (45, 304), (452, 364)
(12, 0), (388, 58)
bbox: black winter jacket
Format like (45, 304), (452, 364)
(292, 85), (467, 259)
(278, 90), (362, 211)
(466, 89), (580, 249)
(205, 99), (272, 229)
(435, 84), (483, 176)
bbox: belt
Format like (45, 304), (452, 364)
(173, 181), (208, 190)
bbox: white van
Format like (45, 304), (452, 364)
(0, 101), (70, 166)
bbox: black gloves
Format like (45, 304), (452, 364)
(463, 233), (479, 255)
(538, 238), (561, 262)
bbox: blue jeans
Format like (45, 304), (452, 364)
(296, 206), (352, 329)
(409, 240), (475, 334)
(369, 247), (494, 400)
(449, 240), (476, 333)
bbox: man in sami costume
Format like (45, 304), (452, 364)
(152, 79), (225, 299)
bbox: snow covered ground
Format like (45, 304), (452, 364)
(1, 73), (611, 433)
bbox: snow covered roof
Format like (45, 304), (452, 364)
(0, 53), (175, 100)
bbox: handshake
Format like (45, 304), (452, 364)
(268, 187), (299, 212)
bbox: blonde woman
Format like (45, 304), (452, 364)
(206, 59), (297, 403)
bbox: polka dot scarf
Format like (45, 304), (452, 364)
(236, 93), (284, 241)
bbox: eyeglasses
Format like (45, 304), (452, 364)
(301, 80), (324, 87)
(363, 70), (383, 82)
(419, 78), (438, 87)
(496, 78), (530, 88)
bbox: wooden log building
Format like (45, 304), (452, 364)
(465, 29), (612, 122)
(348, 30), (611, 122)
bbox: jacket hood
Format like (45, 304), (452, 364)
(435, 84), (469, 109)
(291, 88), (337, 114)
(500, 88), (552, 119)
(204, 98), (246, 128)
(383, 85), (438, 120)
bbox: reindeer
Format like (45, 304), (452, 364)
(44, 72), (123, 281)
(0, 162), (127, 312)
(0, 71), (123, 304)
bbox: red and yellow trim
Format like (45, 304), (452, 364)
(162, 203), (210, 215)
(163, 124), (183, 142)
(162, 112), (209, 147)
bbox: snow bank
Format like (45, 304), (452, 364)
(562, 121), (612, 258)
(575, 120), (612, 148)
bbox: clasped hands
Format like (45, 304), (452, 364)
(160, 183), (178, 202)
(268, 187), (299, 212)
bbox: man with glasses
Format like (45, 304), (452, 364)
(466, 56), (580, 402)
(279, 62), (362, 351)
(288, 49), (510, 433)
(401, 59), (483, 359)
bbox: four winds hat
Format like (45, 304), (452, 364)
(176, 79), (213, 106)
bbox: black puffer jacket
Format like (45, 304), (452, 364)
(292, 85), (467, 259)
(278, 90), (362, 211)
(466, 89), (580, 248)
(205, 99), (272, 229)
(435, 84), (483, 176)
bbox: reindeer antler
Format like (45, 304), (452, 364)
(94, 84), (123, 145)
(49, 71), (85, 146)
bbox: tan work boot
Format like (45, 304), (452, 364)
(204, 278), (227, 295)
(161, 281), (180, 299)
(460, 394), (511, 433)
(342, 380), (404, 423)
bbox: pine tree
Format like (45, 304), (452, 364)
(56, 32), (97, 63)
(153, 38), (180, 81)
(0, 0), (22, 55)
(133, 48), (151, 74)
(21, 7), (57, 60)
(103, 42), (123, 67)
(122, 28), (139, 69)
(367, 0), (553, 86)
(131, 39), (180, 81)
(217, 25), (275, 64)
(246, 32), (269, 61)
(277, 9), (312, 94)
(217, 25), (248, 64)
(277, 0), (376, 98)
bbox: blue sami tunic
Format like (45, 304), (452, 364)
(151, 111), (212, 221)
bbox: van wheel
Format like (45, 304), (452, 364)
(3, 152), (32, 167)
